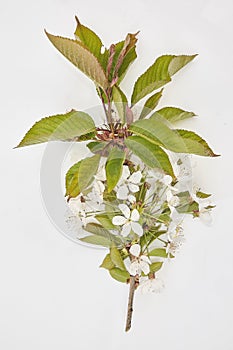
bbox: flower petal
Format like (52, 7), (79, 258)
(129, 244), (141, 257)
(131, 222), (143, 236)
(168, 194), (180, 207)
(94, 180), (105, 194)
(112, 216), (127, 226)
(116, 185), (129, 200)
(128, 261), (140, 276)
(199, 210), (212, 226)
(128, 171), (142, 184)
(140, 260), (150, 275)
(140, 255), (151, 265)
(128, 194), (136, 203)
(118, 165), (130, 184)
(140, 278), (164, 294)
(119, 204), (130, 219)
(131, 209), (140, 222)
(128, 183), (140, 193)
(95, 165), (106, 181)
(121, 222), (131, 237)
(69, 198), (83, 215)
(163, 175), (172, 186)
(166, 190), (173, 202)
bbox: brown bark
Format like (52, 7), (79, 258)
(125, 276), (137, 332)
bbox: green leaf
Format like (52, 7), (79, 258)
(175, 129), (219, 157)
(103, 190), (117, 203)
(140, 229), (166, 248)
(204, 205), (216, 210)
(108, 33), (138, 82)
(155, 107), (196, 123)
(176, 191), (199, 214)
(110, 246), (125, 270)
(16, 110), (96, 148)
(125, 136), (175, 179)
(139, 89), (163, 119)
(96, 214), (116, 229)
(112, 86), (128, 123)
(150, 261), (163, 273)
(80, 235), (112, 247)
(168, 55), (198, 76)
(100, 254), (115, 270)
(85, 223), (113, 238)
(45, 31), (108, 89)
(149, 248), (168, 258)
(65, 161), (81, 198)
(109, 268), (130, 283)
(157, 212), (171, 224)
(105, 147), (126, 192)
(74, 16), (103, 59)
(131, 54), (197, 105)
(78, 154), (100, 192)
(86, 141), (108, 154)
(65, 155), (100, 199)
(118, 47), (137, 82)
(196, 191), (211, 199)
(129, 118), (218, 157)
(84, 223), (122, 246)
(176, 201), (199, 214)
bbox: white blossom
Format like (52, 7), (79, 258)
(166, 190), (180, 209)
(167, 227), (185, 256)
(68, 197), (86, 216)
(166, 216), (185, 255)
(68, 197), (95, 227)
(139, 277), (164, 294)
(116, 166), (142, 199)
(190, 190), (213, 226)
(199, 207), (213, 225)
(128, 244), (151, 276)
(112, 204), (143, 237)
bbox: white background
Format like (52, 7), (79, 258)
(1, 0), (233, 349)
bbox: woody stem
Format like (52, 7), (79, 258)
(125, 275), (137, 332)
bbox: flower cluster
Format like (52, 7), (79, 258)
(68, 155), (214, 293)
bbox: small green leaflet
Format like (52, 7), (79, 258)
(196, 191), (211, 199)
(100, 253), (115, 270)
(150, 261), (163, 273)
(96, 214), (116, 229)
(139, 89), (163, 119)
(125, 136), (175, 179)
(154, 107), (196, 123)
(140, 229), (166, 248)
(109, 268), (130, 283)
(149, 248), (168, 258)
(16, 110), (96, 148)
(176, 201), (199, 214)
(105, 147), (126, 192)
(176, 191), (199, 214)
(84, 223), (122, 246)
(131, 54), (197, 105)
(65, 154), (100, 199)
(65, 161), (81, 198)
(45, 31), (108, 90)
(110, 246), (125, 270)
(78, 154), (100, 191)
(86, 141), (108, 154)
(80, 235), (113, 248)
